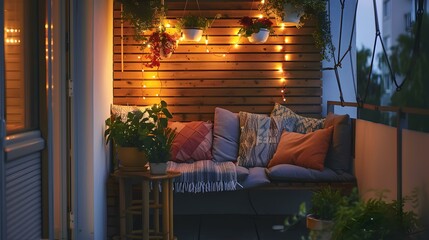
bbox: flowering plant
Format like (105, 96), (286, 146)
(237, 16), (275, 37)
(145, 29), (177, 68)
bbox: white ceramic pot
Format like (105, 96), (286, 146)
(282, 3), (304, 24)
(149, 162), (167, 175)
(182, 28), (203, 42)
(248, 28), (270, 44)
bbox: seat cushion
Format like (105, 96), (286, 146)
(239, 167), (271, 189)
(266, 164), (355, 182)
(236, 165), (250, 182)
(212, 107), (240, 162)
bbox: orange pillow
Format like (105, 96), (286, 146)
(267, 126), (333, 170)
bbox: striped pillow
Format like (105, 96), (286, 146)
(169, 121), (213, 163)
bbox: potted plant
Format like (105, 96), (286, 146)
(139, 100), (176, 175)
(259, 0), (333, 60)
(237, 16), (274, 44)
(176, 15), (210, 42)
(105, 110), (149, 171)
(332, 194), (421, 240)
(145, 27), (178, 68)
(120, 0), (165, 47)
(306, 186), (351, 240)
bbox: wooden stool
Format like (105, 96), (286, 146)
(114, 170), (181, 240)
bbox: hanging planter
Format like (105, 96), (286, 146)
(177, 15), (209, 42)
(282, 3), (304, 23)
(182, 28), (204, 42)
(237, 16), (274, 44)
(145, 28), (177, 68)
(248, 28), (270, 44)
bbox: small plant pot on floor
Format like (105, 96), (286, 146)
(306, 214), (334, 240)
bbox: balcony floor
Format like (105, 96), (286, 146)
(174, 214), (308, 240)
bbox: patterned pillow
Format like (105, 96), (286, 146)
(169, 121), (213, 163)
(111, 104), (149, 122)
(237, 112), (295, 167)
(271, 103), (324, 133)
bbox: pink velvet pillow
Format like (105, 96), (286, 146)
(268, 127), (333, 170)
(169, 121), (213, 162)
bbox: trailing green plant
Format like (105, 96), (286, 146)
(176, 15), (210, 32)
(237, 16), (275, 37)
(120, 0), (165, 44)
(259, 0), (333, 60)
(332, 193), (421, 240)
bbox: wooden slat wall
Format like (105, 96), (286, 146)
(113, 0), (323, 121)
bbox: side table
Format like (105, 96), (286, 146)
(114, 170), (181, 240)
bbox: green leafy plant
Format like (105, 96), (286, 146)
(311, 186), (350, 220)
(237, 16), (274, 37)
(332, 193), (421, 240)
(104, 100), (176, 163)
(176, 15), (210, 32)
(105, 109), (147, 149)
(259, 0), (333, 60)
(140, 101), (176, 163)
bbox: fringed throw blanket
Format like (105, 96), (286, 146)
(167, 160), (237, 193)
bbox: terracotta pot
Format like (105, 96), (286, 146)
(182, 28), (203, 42)
(282, 3), (304, 24)
(306, 214), (334, 240)
(248, 28), (270, 44)
(149, 162), (167, 175)
(116, 147), (148, 172)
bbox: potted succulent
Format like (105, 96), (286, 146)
(259, 0), (333, 60)
(176, 15), (210, 42)
(237, 16), (274, 44)
(145, 27), (178, 68)
(105, 109), (149, 171)
(120, 0), (165, 47)
(139, 101), (176, 175)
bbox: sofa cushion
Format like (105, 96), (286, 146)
(169, 121), (213, 163)
(111, 104), (149, 122)
(236, 165), (250, 182)
(237, 112), (276, 167)
(239, 167), (271, 189)
(267, 127), (333, 171)
(212, 107), (240, 162)
(266, 164), (355, 182)
(271, 103), (324, 133)
(324, 112), (352, 172)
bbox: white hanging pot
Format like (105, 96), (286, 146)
(282, 3), (304, 24)
(248, 28), (270, 44)
(182, 28), (203, 42)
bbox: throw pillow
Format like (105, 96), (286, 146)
(323, 112), (352, 171)
(169, 121), (213, 163)
(267, 126), (334, 171)
(212, 107), (240, 162)
(111, 104), (149, 122)
(271, 103), (324, 133)
(237, 112), (286, 167)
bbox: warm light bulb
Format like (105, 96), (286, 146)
(152, 75), (156, 78)
(147, 44), (151, 48)
(280, 78), (285, 82)
(283, 98), (286, 102)
(284, 37), (289, 43)
(281, 23), (285, 29)
(234, 43), (239, 48)
(222, 54), (226, 57)
(261, 0), (265, 3)
(278, 68), (283, 72)
(165, 23), (171, 28)
(258, 14), (263, 19)
(143, 96), (146, 100)
(156, 93), (159, 96)
(281, 89), (284, 93)
(277, 45), (283, 51)
(143, 85), (146, 88)
(206, 49), (210, 53)
(284, 54), (289, 61)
